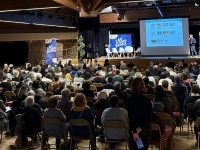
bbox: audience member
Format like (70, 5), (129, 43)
(184, 84), (200, 120)
(143, 77), (154, 94)
(171, 74), (188, 113)
(70, 93), (97, 150)
(93, 71), (106, 84)
(166, 57), (175, 69)
(109, 81), (129, 108)
(127, 77), (152, 150)
(151, 65), (161, 77)
(103, 77), (113, 89)
(101, 95), (129, 150)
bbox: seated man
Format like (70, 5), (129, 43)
(101, 95), (129, 150)
(162, 80), (177, 100)
(184, 84), (200, 120)
(193, 99), (200, 147)
(93, 71), (106, 84)
(171, 74), (188, 113)
(103, 77), (113, 89)
(109, 81), (130, 109)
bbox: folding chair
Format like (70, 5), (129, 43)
(104, 120), (129, 150)
(86, 97), (94, 110)
(155, 112), (173, 127)
(150, 123), (163, 150)
(70, 119), (96, 150)
(187, 103), (194, 137)
(39, 101), (49, 112)
(44, 92), (53, 101)
(93, 83), (103, 92)
(171, 100), (183, 135)
(4, 91), (16, 105)
(75, 89), (82, 94)
(69, 92), (76, 98)
(67, 85), (74, 92)
(93, 110), (104, 143)
(196, 117), (200, 150)
(41, 117), (68, 150)
(90, 85), (97, 92)
(144, 94), (155, 100)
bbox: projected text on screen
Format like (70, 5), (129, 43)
(146, 18), (183, 47)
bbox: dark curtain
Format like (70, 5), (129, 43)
(78, 16), (100, 58)
(99, 26), (109, 56)
(0, 41), (28, 66)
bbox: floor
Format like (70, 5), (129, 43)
(0, 123), (199, 150)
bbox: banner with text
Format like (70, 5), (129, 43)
(45, 39), (57, 65)
(109, 34), (132, 52)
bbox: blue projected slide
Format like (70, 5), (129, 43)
(109, 34), (132, 52)
(146, 18), (183, 47)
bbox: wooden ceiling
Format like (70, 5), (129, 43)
(0, 0), (198, 31)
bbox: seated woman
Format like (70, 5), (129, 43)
(17, 86), (28, 102)
(70, 93), (97, 150)
(44, 96), (67, 149)
(81, 81), (94, 98)
(153, 85), (172, 111)
(51, 75), (60, 92)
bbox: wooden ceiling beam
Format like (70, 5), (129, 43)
(0, 0), (64, 12)
(53, 0), (81, 11)
(91, 0), (102, 10)
(100, 0), (160, 4)
(77, 0), (87, 11)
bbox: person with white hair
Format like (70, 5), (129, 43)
(151, 65), (161, 76)
(134, 72), (143, 78)
(21, 90), (43, 115)
(21, 96), (42, 143)
(3, 63), (8, 69)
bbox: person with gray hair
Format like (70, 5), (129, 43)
(21, 96), (42, 144)
(21, 93), (43, 115)
(171, 74), (188, 113)
(57, 88), (72, 111)
(109, 81), (130, 109)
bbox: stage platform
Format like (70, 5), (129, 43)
(97, 55), (199, 68)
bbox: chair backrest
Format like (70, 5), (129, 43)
(93, 83), (103, 87)
(104, 120), (128, 139)
(67, 85), (74, 92)
(151, 123), (161, 138)
(86, 97), (94, 103)
(167, 95), (177, 101)
(70, 119), (92, 136)
(75, 89), (82, 94)
(106, 48), (109, 53)
(46, 92), (53, 97)
(144, 94), (155, 100)
(155, 112), (172, 127)
(90, 85), (97, 91)
(41, 117), (63, 137)
(171, 100), (180, 112)
(4, 91), (16, 97)
(69, 92), (76, 98)
(196, 117), (200, 130)
(39, 101), (49, 108)
(93, 110), (104, 117)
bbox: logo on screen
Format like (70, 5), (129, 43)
(115, 38), (127, 48)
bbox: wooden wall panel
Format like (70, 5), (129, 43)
(100, 6), (200, 23)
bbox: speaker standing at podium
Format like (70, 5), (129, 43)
(189, 34), (197, 57)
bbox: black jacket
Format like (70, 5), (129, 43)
(127, 92), (152, 133)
